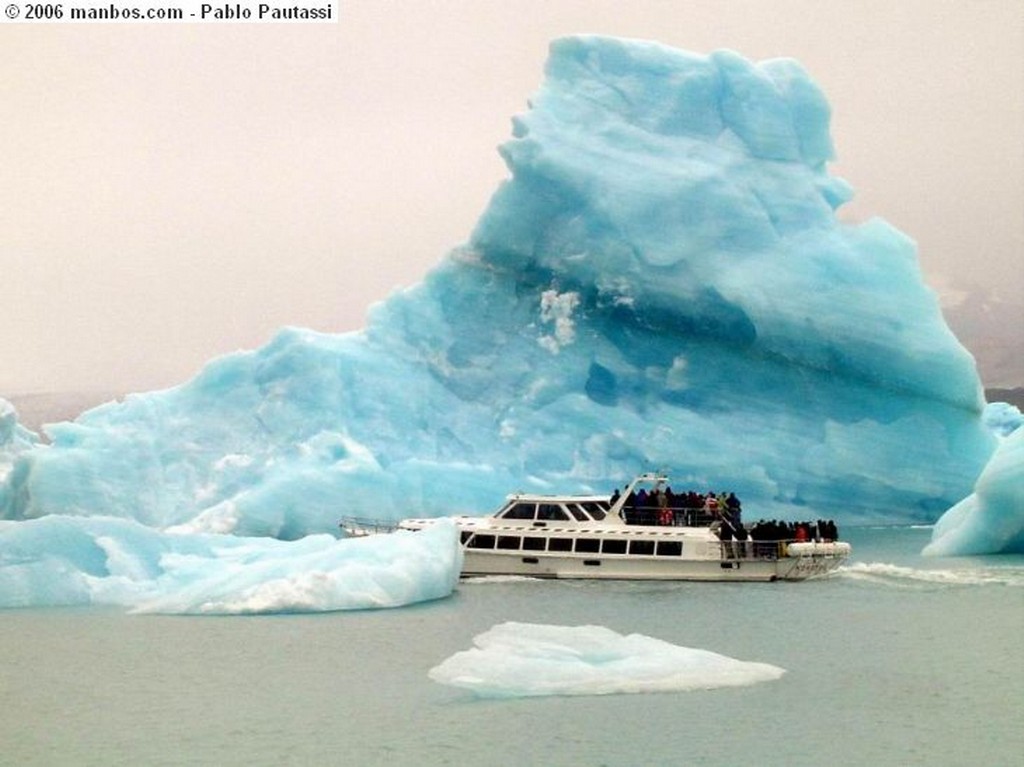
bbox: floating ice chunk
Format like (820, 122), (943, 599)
(429, 621), (785, 698)
(140, 521), (462, 615)
(0, 516), (461, 613)
(924, 427), (1024, 556)
(983, 401), (1023, 438)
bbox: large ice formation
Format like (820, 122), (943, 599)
(429, 621), (785, 697)
(1, 33), (1016, 612)
(924, 426), (1024, 557)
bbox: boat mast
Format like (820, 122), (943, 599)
(607, 472), (668, 521)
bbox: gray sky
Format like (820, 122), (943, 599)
(2, 0), (1022, 394)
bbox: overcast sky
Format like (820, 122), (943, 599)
(3, 0), (1022, 394)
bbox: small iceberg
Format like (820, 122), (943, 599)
(0, 515), (462, 614)
(429, 621), (785, 698)
(924, 426), (1024, 556)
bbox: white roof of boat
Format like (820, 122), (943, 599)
(504, 492), (612, 502)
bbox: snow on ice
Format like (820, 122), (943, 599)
(429, 621), (785, 697)
(1, 35), (1020, 610)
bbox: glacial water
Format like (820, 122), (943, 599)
(1, 526), (1021, 767)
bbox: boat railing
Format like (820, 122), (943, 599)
(339, 517), (400, 537)
(708, 540), (786, 561)
(709, 539), (845, 561)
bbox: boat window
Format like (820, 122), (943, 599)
(522, 537), (546, 551)
(582, 502), (607, 520)
(548, 538), (572, 552)
(575, 538), (600, 553)
(656, 540), (683, 557)
(601, 539), (627, 554)
(628, 539), (655, 556)
(567, 504), (590, 521)
(459, 531), (473, 544)
(537, 504), (570, 521)
(501, 503), (536, 520)
(497, 536), (521, 550)
(468, 534), (495, 549)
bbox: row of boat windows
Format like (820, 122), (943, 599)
(498, 502), (609, 522)
(461, 532), (683, 557)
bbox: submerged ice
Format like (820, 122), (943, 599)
(1, 34), (1019, 611)
(429, 622), (785, 697)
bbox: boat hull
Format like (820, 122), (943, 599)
(462, 548), (844, 582)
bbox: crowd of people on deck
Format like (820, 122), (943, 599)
(747, 519), (839, 543)
(610, 485), (839, 545)
(611, 487), (743, 526)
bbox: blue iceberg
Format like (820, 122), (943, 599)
(2, 37), (995, 534)
(1, 34), (1016, 612)
(925, 425), (1024, 557)
(429, 621), (785, 697)
(982, 401), (1023, 438)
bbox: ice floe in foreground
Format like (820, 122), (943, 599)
(0, 516), (461, 614)
(429, 622), (785, 697)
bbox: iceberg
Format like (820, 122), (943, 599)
(0, 399), (40, 517)
(0, 515), (461, 613)
(1, 34), (1013, 612)
(2, 36), (996, 535)
(924, 426), (1024, 557)
(429, 621), (785, 697)
(982, 401), (1023, 438)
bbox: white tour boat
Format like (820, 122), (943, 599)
(341, 473), (851, 582)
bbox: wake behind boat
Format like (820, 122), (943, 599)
(341, 473), (851, 582)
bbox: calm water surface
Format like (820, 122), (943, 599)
(1, 527), (1021, 766)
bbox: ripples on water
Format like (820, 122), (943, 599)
(837, 561), (1024, 587)
(1, 526), (1021, 767)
